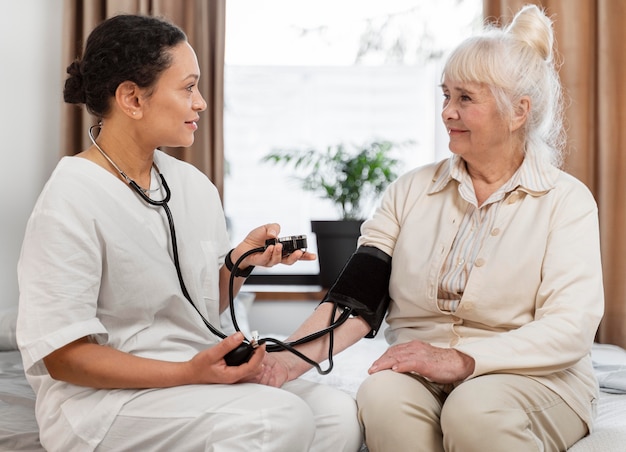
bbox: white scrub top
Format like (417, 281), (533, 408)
(17, 150), (230, 450)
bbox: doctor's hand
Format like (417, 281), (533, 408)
(188, 332), (266, 385)
(368, 340), (475, 385)
(231, 223), (316, 270)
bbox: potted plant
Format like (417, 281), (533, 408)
(262, 139), (407, 287)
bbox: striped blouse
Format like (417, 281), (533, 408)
(432, 152), (553, 312)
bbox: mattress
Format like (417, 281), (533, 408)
(1, 342), (625, 451)
(0, 350), (42, 451)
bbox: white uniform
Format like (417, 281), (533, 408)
(17, 151), (361, 451)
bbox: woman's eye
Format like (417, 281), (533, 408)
(186, 85), (195, 92)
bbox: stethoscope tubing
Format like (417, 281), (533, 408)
(89, 122), (348, 373)
(130, 172), (350, 373)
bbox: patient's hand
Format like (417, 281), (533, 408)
(368, 340), (475, 384)
(243, 352), (291, 387)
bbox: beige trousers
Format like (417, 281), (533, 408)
(357, 370), (588, 452)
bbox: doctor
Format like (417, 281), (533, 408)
(17, 13), (362, 452)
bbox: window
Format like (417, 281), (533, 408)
(223, 0), (482, 281)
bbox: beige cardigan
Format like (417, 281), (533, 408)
(359, 157), (605, 431)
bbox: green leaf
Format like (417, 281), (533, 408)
(261, 139), (413, 220)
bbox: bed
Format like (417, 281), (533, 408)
(2, 307), (626, 451)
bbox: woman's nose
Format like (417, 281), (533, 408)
(194, 90), (207, 112)
(441, 101), (459, 121)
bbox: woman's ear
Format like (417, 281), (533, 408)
(115, 81), (143, 119)
(511, 96), (530, 132)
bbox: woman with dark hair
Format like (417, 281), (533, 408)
(16, 14), (362, 451)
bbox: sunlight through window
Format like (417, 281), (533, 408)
(224, 0), (482, 278)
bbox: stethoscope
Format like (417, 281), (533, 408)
(88, 124), (352, 373)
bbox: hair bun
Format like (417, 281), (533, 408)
(506, 4), (554, 62)
(63, 60), (87, 104)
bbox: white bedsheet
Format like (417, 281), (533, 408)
(0, 351), (41, 451)
(568, 343), (626, 451)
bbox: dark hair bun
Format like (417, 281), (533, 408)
(63, 14), (187, 117)
(63, 60), (87, 104)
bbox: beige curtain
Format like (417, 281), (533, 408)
(484, 0), (626, 347)
(61, 0), (226, 197)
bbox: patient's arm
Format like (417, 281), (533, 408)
(252, 245), (391, 387)
(251, 303), (371, 387)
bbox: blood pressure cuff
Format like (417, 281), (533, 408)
(321, 245), (391, 338)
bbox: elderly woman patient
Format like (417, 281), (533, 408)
(254, 4), (604, 452)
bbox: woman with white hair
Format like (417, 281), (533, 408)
(256, 5), (604, 451)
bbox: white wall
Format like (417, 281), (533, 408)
(0, 0), (64, 310)
(248, 300), (320, 336)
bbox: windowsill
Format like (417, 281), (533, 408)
(242, 284), (327, 301)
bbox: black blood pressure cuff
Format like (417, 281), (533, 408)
(320, 245), (391, 338)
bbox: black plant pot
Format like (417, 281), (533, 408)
(311, 219), (364, 288)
